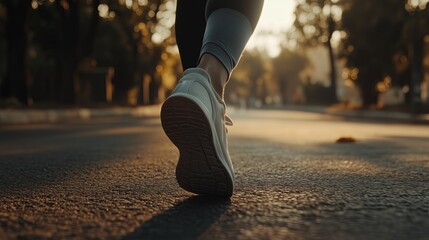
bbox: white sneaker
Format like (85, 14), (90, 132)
(160, 68), (234, 197)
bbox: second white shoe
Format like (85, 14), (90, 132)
(160, 68), (234, 197)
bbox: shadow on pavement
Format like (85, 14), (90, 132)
(0, 118), (162, 195)
(122, 195), (231, 240)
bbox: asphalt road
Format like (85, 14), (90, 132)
(0, 109), (428, 240)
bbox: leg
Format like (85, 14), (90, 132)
(162, 0), (264, 197)
(199, 0), (264, 98)
(175, 0), (207, 70)
(175, 0), (264, 75)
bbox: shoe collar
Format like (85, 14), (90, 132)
(181, 68), (225, 106)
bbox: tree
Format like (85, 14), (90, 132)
(106, 0), (176, 104)
(1, 0), (177, 106)
(1, 0), (30, 104)
(272, 49), (309, 105)
(81, 0), (100, 61)
(401, 1), (429, 112)
(26, 0), (100, 105)
(236, 51), (266, 107)
(53, 0), (80, 104)
(340, 0), (408, 107)
(292, 0), (341, 103)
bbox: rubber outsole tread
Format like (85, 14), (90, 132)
(161, 96), (233, 197)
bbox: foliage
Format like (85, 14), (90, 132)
(0, 0), (178, 106)
(291, 0), (342, 103)
(272, 49), (310, 105)
(226, 51), (264, 106)
(292, 0), (429, 109)
(340, 0), (409, 107)
(292, 0), (341, 47)
(1, 0), (429, 110)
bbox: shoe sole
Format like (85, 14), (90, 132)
(161, 96), (233, 197)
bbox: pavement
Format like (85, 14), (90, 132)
(0, 109), (428, 239)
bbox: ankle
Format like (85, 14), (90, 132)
(198, 54), (229, 99)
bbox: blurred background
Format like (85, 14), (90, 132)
(0, 0), (428, 113)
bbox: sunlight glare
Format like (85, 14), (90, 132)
(247, 0), (297, 57)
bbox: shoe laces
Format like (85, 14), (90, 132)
(225, 114), (233, 133)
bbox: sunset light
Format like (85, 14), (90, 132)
(1, 0), (429, 239)
(247, 0), (297, 57)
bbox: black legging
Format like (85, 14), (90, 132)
(175, 0), (264, 72)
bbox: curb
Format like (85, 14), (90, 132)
(281, 105), (429, 124)
(0, 105), (161, 125)
(325, 108), (429, 124)
(1, 104), (428, 125)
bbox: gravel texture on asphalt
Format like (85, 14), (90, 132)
(0, 109), (428, 240)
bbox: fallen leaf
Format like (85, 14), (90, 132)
(336, 137), (356, 143)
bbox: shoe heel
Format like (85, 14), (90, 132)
(161, 96), (233, 197)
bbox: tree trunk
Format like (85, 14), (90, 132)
(361, 90), (378, 108)
(1, 0), (30, 104)
(81, 0), (100, 60)
(409, 33), (423, 113)
(326, 16), (338, 104)
(149, 72), (159, 104)
(359, 75), (378, 108)
(279, 79), (287, 106)
(55, 0), (79, 105)
(326, 36), (338, 103)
